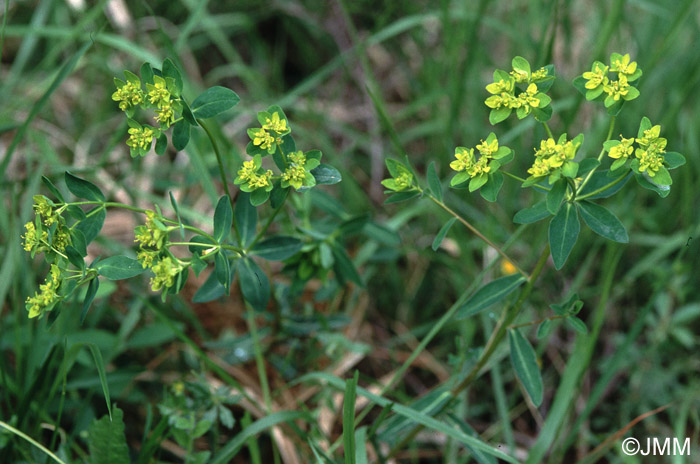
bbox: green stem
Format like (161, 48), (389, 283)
(197, 118), (241, 243)
(247, 309), (272, 412)
(576, 172), (628, 200)
(542, 121), (554, 139)
(0, 421), (67, 464)
(576, 116), (616, 194)
(502, 171), (550, 192)
(387, 244), (550, 458)
(246, 200), (286, 251)
(427, 193), (529, 278)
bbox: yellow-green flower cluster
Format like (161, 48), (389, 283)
(449, 133), (512, 192)
(484, 57), (553, 123)
(634, 124), (667, 177)
(147, 76), (179, 128)
(112, 80), (144, 112)
(25, 264), (62, 319)
(281, 150), (321, 190)
(381, 160), (415, 192)
(527, 136), (579, 179)
(135, 210), (169, 253)
(127, 126), (155, 151)
(247, 111), (290, 155)
(234, 155), (274, 193)
(23, 195), (71, 256)
(149, 256), (181, 292)
(581, 53), (641, 107)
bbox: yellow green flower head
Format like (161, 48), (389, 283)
(528, 136), (578, 177)
(475, 138), (499, 158)
(25, 264), (62, 319)
(251, 128), (275, 151)
(486, 78), (515, 95)
(635, 149), (664, 177)
(127, 126), (155, 151)
(636, 125), (662, 148)
(603, 74), (630, 101)
(22, 222), (47, 252)
(155, 100), (176, 128)
(531, 67), (548, 80)
(51, 227), (71, 253)
(134, 210), (168, 250)
(608, 136), (634, 159)
(262, 112), (288, 134)
(137, 249), (158, 269)
(149, 257), (181, 292)
(381, 160), (414, 192)
(582, 62), (609, 90)
(468, 157), (491, 177)
(112, 81), (144, 112)
(33, 195), (59, 226)
(450, 147), (474, 172)
(527, 157), (551, 177)
(235, 156), (275, 192)
(147, 76), (171, 106)
(610, 53), (638, 76)
(282, 165), (307, 190)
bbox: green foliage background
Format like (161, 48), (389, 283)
(1, 0), (698, 462)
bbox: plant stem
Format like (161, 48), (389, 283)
(387, 243), (550, 458)
(197, 118), (241, 243)
(576, 172), (628, 200)
(576, 116), (616, 194)
(501, 171), (551, 192)
(542, 121), (554, 139)
(427, 193), (529, 278)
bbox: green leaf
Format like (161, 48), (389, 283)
(181, 99), (199, 126)
(427, 161), (442, 202)
(191, 86), (240, 119)
(532, 104), (553, 122)
(479, 172), (503, 202)
(343, 371), (358, 464)
(489, 107), (511, 124)
(87, 344), (112, 419)
(213, 195), (233, 243)
(332, 244), (364, 287)
(140, 62), (154, 85)
(577, 201), (628, 243)
(192, 270), (227, 303)
(251, 236), (302, 261)
(566, 316), (588, 334)
(650, 166), (672, 186)
(469, 173), (488, 192)
(96, 256), (145, 280)
(250, 188), (270, 206)
(536, 319), (552, 339)
(88, 406), (129, 464)
(169, 192), (185, 240)
(238, 258), (269, 310)
(384, 190), (420, 204)
(432, 218), (457, 251)
(513, 201), (550, 224)
(65, 171), (105, 201)
(664, 152), (686, 169)
(162, 58), (183, 93)
(80, 277), (99, 324)
(579, 170), (631, 199)
(70, 229), (87, 257)
(172, 119), (190, 151)
(512, 56), (531, 75)
(546, 178), (567, 214)
(508, 329), (544, 406)
(456, 274), (526, 319)
(77, 207), (105, 245)
(572, 76), (587, 97)
(235, 192), (257, 247)
(634, 173), (670, 197)
(215, 252), (231, 294)
(310, 164), (342, 185)
(354, 427), (369, 464)
(578, 158), (600, 176)
(41, 175), (65, 203)
(548, 202), (580, 270)
(155, 133), (168, 155)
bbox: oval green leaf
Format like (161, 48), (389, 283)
(251, 236), (303, 260)
(548, 202), (580, 270)
(96, 256), (145, 280)
(577, 200), (628, 243)
(192, 86), (241, 119)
